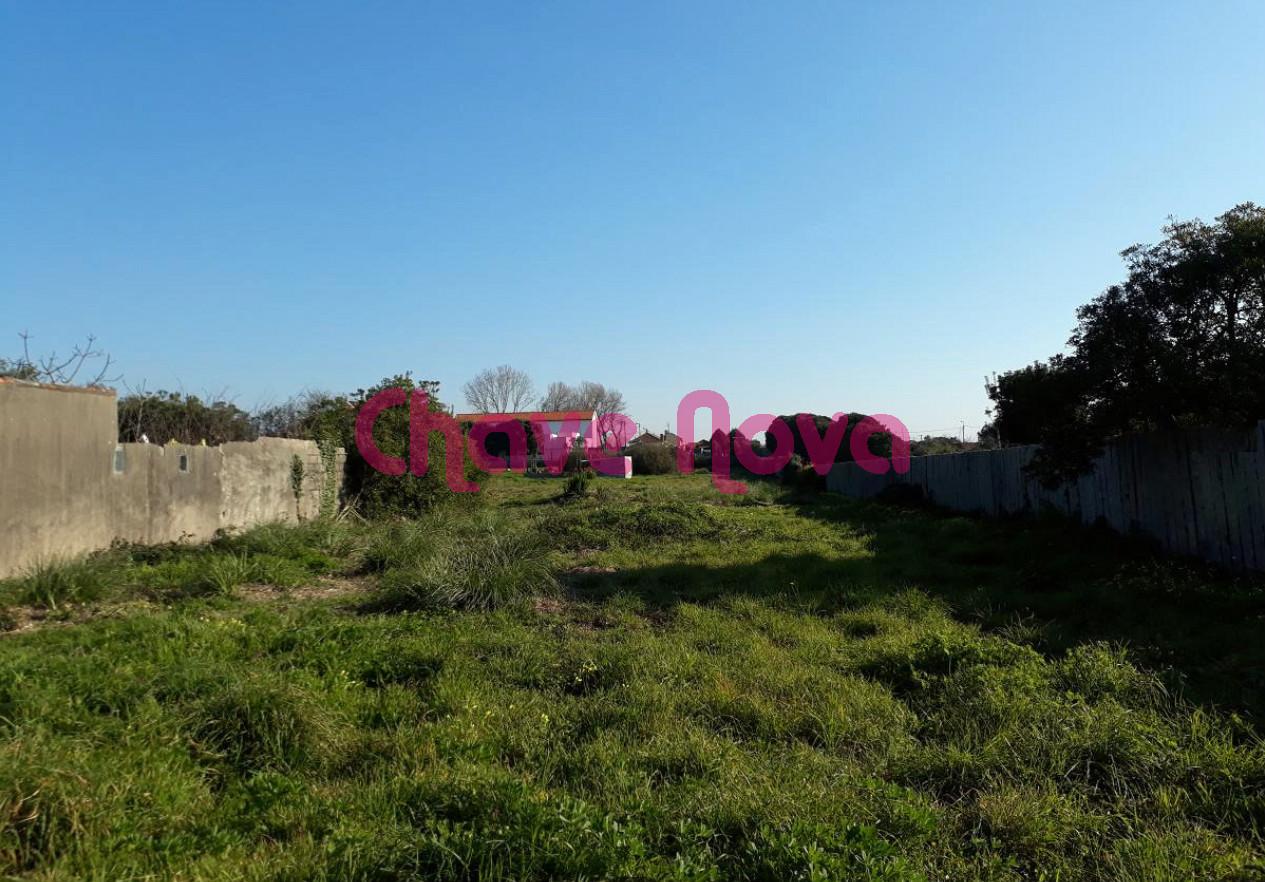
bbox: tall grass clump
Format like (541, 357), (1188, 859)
(3, 555), (125, 609)
(187, 674), (339, 774)
(360, 520), (438, 573)
(198, 553), (260, 596)
(559, 468), (596, 501)
(378, 514), (557, 611)
(0, 521), (368, 613)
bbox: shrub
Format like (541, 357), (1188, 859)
(117, 390), (256, 445)
(627, 442), (676, 475)
(780, 455), (825, 492)
(559, 468), (596, 500)
(562, 447), (586, 474)
(307, 373), (485, 519)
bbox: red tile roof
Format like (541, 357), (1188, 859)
(455, 410), (596, 423)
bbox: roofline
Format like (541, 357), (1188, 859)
(455, 410), (597, 423)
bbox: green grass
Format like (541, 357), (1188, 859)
(0, 473), (1263, 879)
(376, 511), (558, 611)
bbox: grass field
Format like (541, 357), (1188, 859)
(2, 474), (1264, 880)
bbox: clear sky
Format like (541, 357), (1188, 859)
(3, 2), (1264, 440)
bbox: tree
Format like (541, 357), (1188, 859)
(118, 389), (257, 445)
(627, 442), (675, 475)
(539, 380), (630, 446)
(538, 380), (624, 414)
(252, 390), (342, 439)
(463, 365), (536, 413)
(766, 413), (893, 465)
(988, 203), (1265, 483)
(975, 423), (1001, 450)
(910, 435), (973, 457)
(1, 331), (118, 387)
(983, 357), (1088, 447)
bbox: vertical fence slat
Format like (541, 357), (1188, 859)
(828, 425), (1265, 572)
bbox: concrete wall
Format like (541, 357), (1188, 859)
(0, 379), (344, 578)
(0, 380), (119, 576)
(826, 420), (1265, 572)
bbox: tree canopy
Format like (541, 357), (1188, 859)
(118, 391), (256, 445)
(985, 203), (1265, 482)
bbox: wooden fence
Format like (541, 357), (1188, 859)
(825, 420), (1265, 572)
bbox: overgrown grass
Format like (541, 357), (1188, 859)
(5, 556), (126, 609)
(0, 473), (1263, 879)
(376, 511), (558, 611)
(0, 520), (368, 613)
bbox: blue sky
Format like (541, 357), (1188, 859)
(3, 2), (1264, 440)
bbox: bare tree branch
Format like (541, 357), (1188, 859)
(540, 380), (625, 416)
(539, 379), (630, 445)
(3, 331), (120, 387)
(463, 364), (536, 413)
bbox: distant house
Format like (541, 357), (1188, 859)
(627, 430), (682, 449)
(457, 407), (599, 447)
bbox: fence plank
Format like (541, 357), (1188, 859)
(825, 421), (1265, 572)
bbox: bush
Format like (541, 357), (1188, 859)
(315, 374), (486, 519)
(627, 442), (676, 475)
(562, 447), (586, 474)
(117, 391), (256, 445)
(780, 455), (825, 492)
(560, 468), (596, 500)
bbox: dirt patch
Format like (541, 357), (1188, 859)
(237, 576), (377, 604)
(640, 608), (673, 628)
(1, 598), (157, 636)
(531, 593), (628, 632)
(533, 596), (569, 615)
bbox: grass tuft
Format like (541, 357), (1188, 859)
(6, 555), (124, 609)
(188, 674), (338, 774)
(378, 515), (557, 610)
